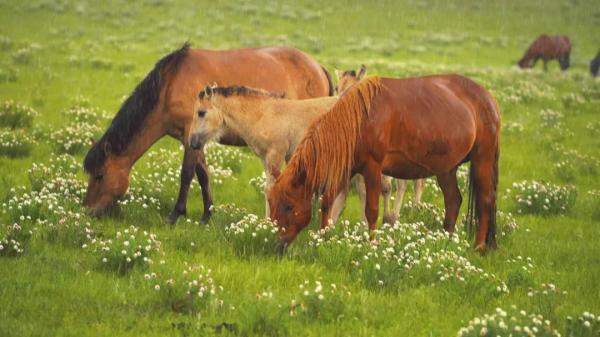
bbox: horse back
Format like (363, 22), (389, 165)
(529, 34), (571, 57)
(368, 76), (496, 176)
(164, 46), (330, 136)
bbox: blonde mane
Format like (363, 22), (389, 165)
(283, 76), (383, 196)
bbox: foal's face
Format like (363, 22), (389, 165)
(83, 157), (129, 217)
(188, 97), (223, 149)
(268, 176), (312, 249)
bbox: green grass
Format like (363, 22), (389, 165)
(1, 1), (599, 336)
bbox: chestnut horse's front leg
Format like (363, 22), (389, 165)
(363, 162), (382, 232)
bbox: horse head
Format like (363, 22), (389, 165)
(189, 85), (225, 150)
(268, 167), (313, 251)
(335, 64), (367, 94)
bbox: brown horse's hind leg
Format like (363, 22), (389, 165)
(436, 168), (461, 233)
(195, 149), (213, 223)
(167, 146), (197, 224)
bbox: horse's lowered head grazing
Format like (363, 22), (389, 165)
(83, 43), (191, 217)
(267, 166), (313, 251)
(83, 140), (131, 217)
(517, 57), (534, 69)
(335, 64), (366, 94)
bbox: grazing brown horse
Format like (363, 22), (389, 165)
(518, 34), (571, 71)
(268, 76), (501, 253)
(83, 43), (333, 221)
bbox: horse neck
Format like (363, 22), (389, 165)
(113, 112), (167, 170)
(215, 96), (270, 142)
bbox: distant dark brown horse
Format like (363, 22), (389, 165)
(268, 76), (501, 253)
(83, 43), (333, 221)
(518, 34), (571, 71)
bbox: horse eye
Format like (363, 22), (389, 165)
(283, 204), (293, 213)
(95, 174), (104, 181)
(197, 109), (206, 118)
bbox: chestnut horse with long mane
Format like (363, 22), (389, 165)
(518, 34), (571, 71)
(83, 43), (333, 221)
(268, 75), (501, 252)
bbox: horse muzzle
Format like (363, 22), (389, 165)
(189, 133), (204, 150)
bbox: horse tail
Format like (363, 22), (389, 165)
(466, 139), (499, 247)
(466, 161), (477, 236)
(320, 64), (335, 96)
(488, 145), (499, 246)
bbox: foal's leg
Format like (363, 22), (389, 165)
(327, 183), (349, 225)
(381, 176), (393, 224)
(414, 179), (425, 204)
(354, 175), (367, 221)
(319, 190), (338, 229)
(391, 179), (408, 223)
(363, 162), (382, 233)
(167, 146), (197, 224)
(194, 149), (213, 223)
(436, 168), (461, 233)
(263, 153), (284, 218)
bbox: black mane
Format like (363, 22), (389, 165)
(84, 43), (190, 173)
(199, 85), (285, 99)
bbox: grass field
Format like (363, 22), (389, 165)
(1, 1), (599, 336)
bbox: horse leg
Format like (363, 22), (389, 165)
(194, 149), (213, 223)
(167, 146), (197, 224)
(391, 179), (408, 223)
(414, 179), (424, 204)
(319, 190), (337, 229)
(436, 168), (461, 233)
(363, 163), (382, 233)
(327, 183), (349, 225)
(381, 176), (393, 224)
(264, 153), (284, 218)
(543, 58), (548, 71)
(471, 150), (499, 253)
(354, 175), (367, 221)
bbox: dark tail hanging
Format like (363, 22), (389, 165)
(487, 146), (499, 247)
(320, 65), (335, 96)
(466, 146), (499, 247)
(466, 162), (477, 237)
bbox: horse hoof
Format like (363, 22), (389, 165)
(166, 210), (185, 225)
(382, 216), (396, 225)
(474, 243), (487, 255)
(200, 212), (212, 224)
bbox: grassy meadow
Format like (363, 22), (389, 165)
(1, 1), (599, 336)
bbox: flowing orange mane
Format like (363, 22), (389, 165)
(283, 76), (383, 196)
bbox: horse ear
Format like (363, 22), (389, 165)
(357, 64), (367, 79)
(203, 85), (214, 98)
